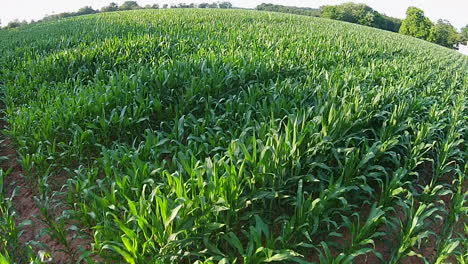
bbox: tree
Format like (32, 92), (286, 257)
(175, 3), (196, 8)
(199, 3), (209, 8)
(320, 3), (401, 32)
(399, 7), (433, 40)
(256, 3), (321, 17)
(101, 2), (119, 12)
(208, 2), (218, 8)
(219, 2), (233, 9)
(379, 15), (402, 32)
(322, 4), (355, 24)
(119, 1), (140, 10)
(321, 3), (374, 25)
(76, 6), (98, 16)
(461, 25), (468, 44)
(429, 19), (461, 48)
(5, 19), (28, 29)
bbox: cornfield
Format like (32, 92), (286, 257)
(0, 9), (467, 264)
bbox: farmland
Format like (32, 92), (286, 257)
(0, 9), (467, 264)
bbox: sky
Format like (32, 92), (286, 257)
(0, 0), (467, 30)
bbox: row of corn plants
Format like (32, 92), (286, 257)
(0, 105), (45, 263)
(0, 9), (466, 263)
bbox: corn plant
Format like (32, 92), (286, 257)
(0, 8), (466, 263)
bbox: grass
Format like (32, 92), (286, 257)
(0, 8), (467, 263)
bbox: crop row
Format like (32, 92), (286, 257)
(0, 9), (466, 263)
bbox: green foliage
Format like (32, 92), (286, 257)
(0, 9), (466, 263)
(256, 2), (401, 33)
(218, 2), (233, 9)
(321, 3), (377, 26)
(460, 24), (468, 44)
(40, 6), (96, 23)
(207, 3), (218, 8)
(0, 167), (42, 262)
(3, 1), (234, 29)
(75, 6), (98, 16)
(101, 2), (119, 12)
(379, 14), (402, 33)
(399, 7), (433, 40)
(256, 3), (321, 17)
(3, 19), (28, 29)
(320, 2), (401, 32)
(144, 4), (160, 9)
(118, 1), (141, 11)
(399, 8), (463, 49)
(429, 19), (461, 48)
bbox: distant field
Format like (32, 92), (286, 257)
(0, 9), (467, 264)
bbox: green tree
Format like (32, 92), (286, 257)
(399, 7), (433, 40)
(320, 2), (401, 32)
(143, 4), (159, 9)
(101, 2), (119, 12)
(322, 3), (375, 26)
(321, 5), (347, 21)
(460, 25), (468, 44)
(256, 3), (321, 17)
(219, 2), (233, 9)
(4, 19), (28, 29)
(429, 19), (461, 48)
(76, 6), (98, 16)
(119, 1), (140, 10)
(379, 15), (402, 32)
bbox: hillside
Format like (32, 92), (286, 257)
(0, 9), (467, 264)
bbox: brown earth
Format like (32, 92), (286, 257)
(0, 102), (92, 263)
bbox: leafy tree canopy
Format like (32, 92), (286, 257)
(219, 2), (233, 9)
(76, 6), (98, 16)
(399, 7), (433, 40)
(321, 2), (401, 32)
(101, 2), (119, 12)
(460, 25), (468, 44)
(119, 1), (141, 10)
(429, 19), (461, 48)
(256, 3), (321, 17)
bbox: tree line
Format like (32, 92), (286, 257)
(2, 1), (467, 49)
(1, 1), (233, 29)
(255, 3), (321, 17)
(257, 3), (401, 33)
(257, 3), (468, 49)
(399, 7), (466, 49)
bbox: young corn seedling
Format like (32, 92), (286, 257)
(389, 197), (441, 264)
(339, 203), (386, 261)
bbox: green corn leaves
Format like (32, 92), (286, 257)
(0, 8), (466, 264)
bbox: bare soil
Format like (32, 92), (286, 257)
(0, 102), (90, 263)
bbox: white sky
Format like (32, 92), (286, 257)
(0, 0), (467, 30)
